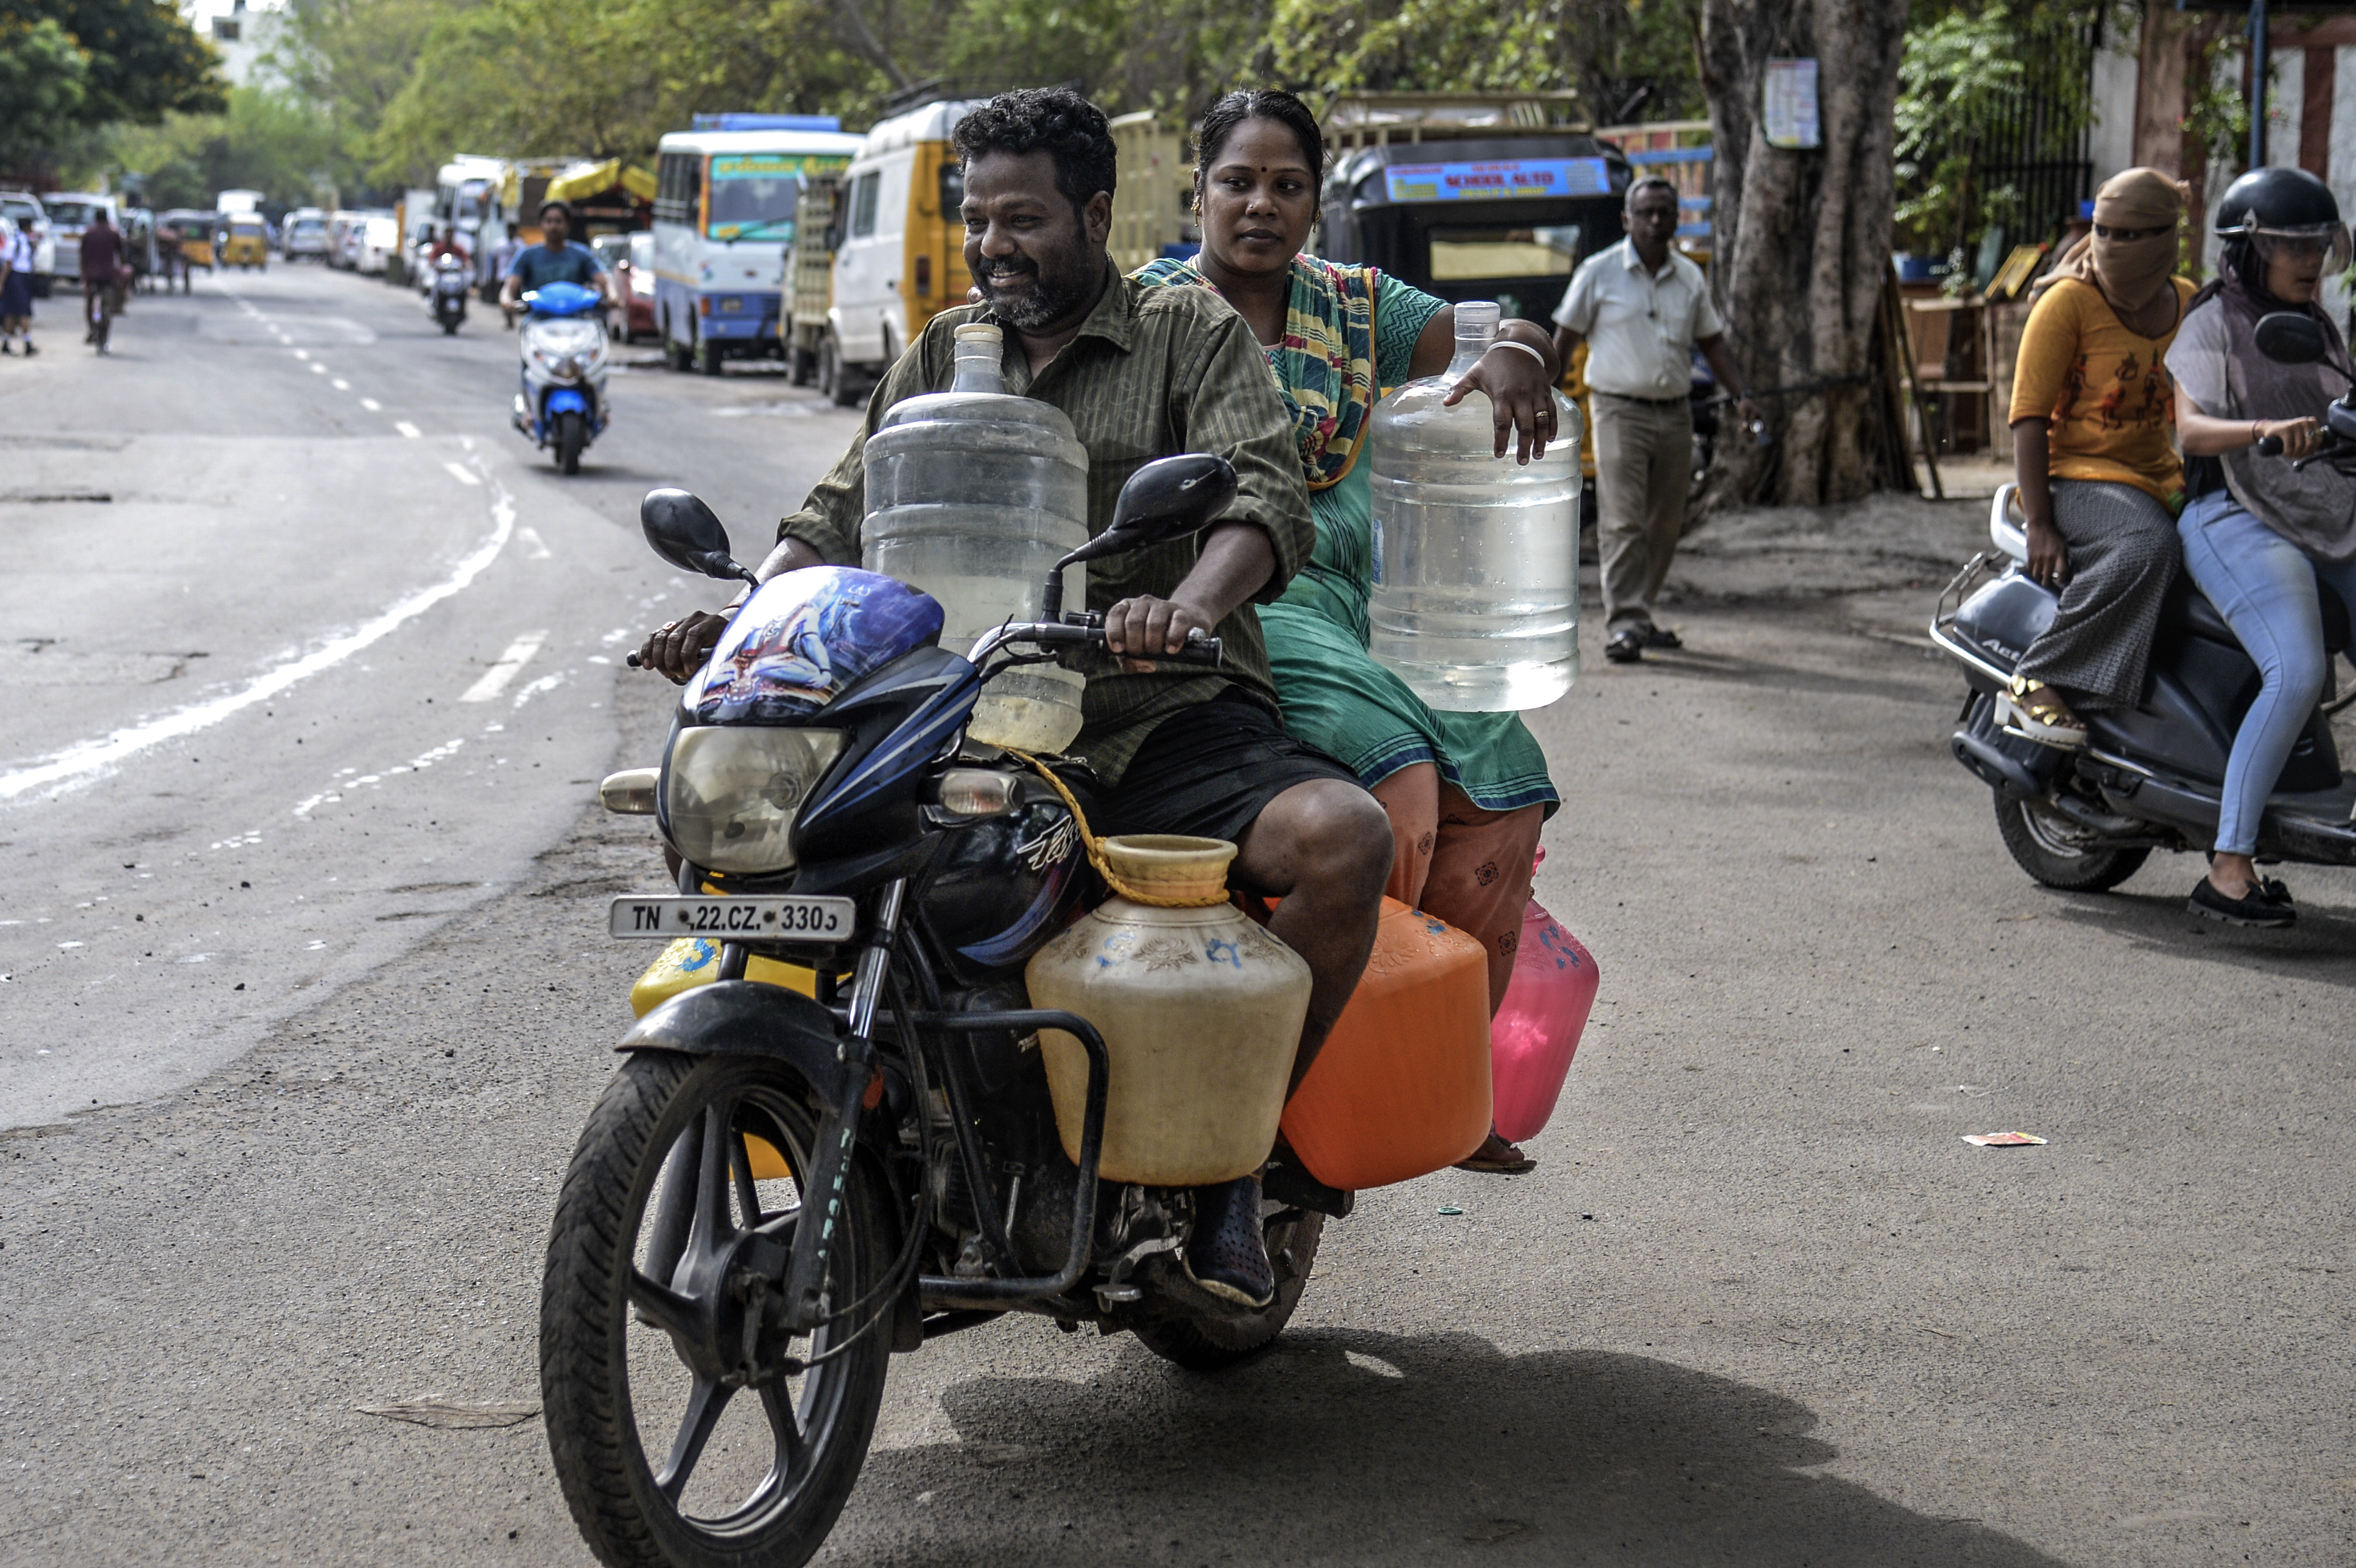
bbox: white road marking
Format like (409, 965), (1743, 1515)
(310, 363), (327, 375)
(0, 478), (516, 804)
(459, 632), (549, 703)
(516, 527), (552, 559)
(332, 379), (350, 390)
(443, 462), (480, 487)
(511, 672), (565, 710)
(395, 421), (421, 438)
(360, 398), (381, 412)
(292, 349), (308, 360)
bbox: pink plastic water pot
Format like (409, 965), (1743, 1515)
(1488, 899), (1597, 1143)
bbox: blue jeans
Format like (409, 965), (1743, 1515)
(2175, 490), (2356, 854)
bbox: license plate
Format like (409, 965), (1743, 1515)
(608, 895), (855, 942)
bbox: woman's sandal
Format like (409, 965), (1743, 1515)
(1997, 675), (2089, 750)
(1454, 1130), (1536, 1175)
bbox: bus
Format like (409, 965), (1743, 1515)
(651, 116), (863, 375)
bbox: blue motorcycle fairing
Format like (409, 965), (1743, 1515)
(520, 280), (602, 317)
(695, 568), (946, 724)
(546, 387), (591, 415)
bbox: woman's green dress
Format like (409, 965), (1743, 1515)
(1138, 256), (1559, 815)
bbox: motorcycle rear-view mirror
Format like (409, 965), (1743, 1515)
(1042, 454), (1239, 621)
(1061, 454), (1240, 571)
(2256, 311), (2327, 366)
(640, 488), (758, 585)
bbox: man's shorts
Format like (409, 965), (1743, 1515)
(1085, 689), (1359, 863)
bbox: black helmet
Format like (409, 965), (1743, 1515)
(2215, 166), (2341, 240)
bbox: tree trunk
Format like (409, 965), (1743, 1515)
(1700, 0), (1910, 507)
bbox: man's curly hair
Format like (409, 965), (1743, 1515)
(951, 88), (1117, 214)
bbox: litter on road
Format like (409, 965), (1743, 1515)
(1962, 1131), (2048, 1147)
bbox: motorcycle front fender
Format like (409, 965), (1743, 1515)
(618, 979), (850, 1100)
(546, 386), (591, 416)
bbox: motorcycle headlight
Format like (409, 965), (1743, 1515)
(664, 727), (846, 873)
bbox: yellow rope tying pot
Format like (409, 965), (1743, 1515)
(1002, 749), (1235, 909)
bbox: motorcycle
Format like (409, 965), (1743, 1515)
(541, 455), (1348, 1568)
(1927, 315), (2356, 892)
(511, 279), (610, 476)
(429, 253), (469, 335)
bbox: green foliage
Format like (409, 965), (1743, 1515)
(109, 86), (353, 211)
(0, 19), (93, 166)
(1893, 0), (2109, 266)
(0, 0), (221, 157)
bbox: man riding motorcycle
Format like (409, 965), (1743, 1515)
(638, 87), (1395, 1307)
(498, 200), (611, 325)
(425, 224), (466, 267)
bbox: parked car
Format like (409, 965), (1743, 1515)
(284, 208), (329, 261)
(0, 190), (56, 296)
(352, 215), (398, 275)
(40, 192), (120, 289)
(591, 230), (657, 342)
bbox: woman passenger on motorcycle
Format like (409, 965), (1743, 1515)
(2000, 168), (2193, 748)
(2164, 166), (2356, 927)
(1134, 90), (1563, 1173)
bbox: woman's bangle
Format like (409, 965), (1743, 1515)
(2252, 420), (2264, 448)
(1483, 339), (1553, 374)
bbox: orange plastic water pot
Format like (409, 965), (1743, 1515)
(1278, 898), (1493, 1190)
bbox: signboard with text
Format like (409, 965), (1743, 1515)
(1382, 157), (1613, 205)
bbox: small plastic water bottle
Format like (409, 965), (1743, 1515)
(1367, 302), (1582, 711)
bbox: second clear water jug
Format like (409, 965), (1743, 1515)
(1367, 301), (1582, 711)
(862, 323), (1090, 751)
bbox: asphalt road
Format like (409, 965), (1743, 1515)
(4, 262), (2354, 1568)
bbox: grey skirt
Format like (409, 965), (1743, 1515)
(2016, 479), (2181, 711)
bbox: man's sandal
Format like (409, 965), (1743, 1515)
(1454, 1131), (1536, 1175)
(1997, 675), (2088, 750)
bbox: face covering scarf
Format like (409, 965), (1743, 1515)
(2032, 167), (2187, 313)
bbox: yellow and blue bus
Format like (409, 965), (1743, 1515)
(652, 116), (864, 374)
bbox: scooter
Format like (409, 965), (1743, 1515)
(541, 458), (1350, 1568)
(428, 254), (469, 335)
(1928, 479), (2354, 893)
(510, 280), (608, 476)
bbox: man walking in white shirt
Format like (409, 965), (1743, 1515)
(1553, 177), (1757, 664)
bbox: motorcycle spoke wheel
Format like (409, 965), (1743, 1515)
(1992, 787), (2151, 893)
(543, 1053), (890, 1568)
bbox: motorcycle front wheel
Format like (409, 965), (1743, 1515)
(543, 1052), (893, 1568)
(553, 410), (586, 475)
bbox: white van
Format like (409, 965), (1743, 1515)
(823, 99), (984, 403)
(40, 192), (119, 286)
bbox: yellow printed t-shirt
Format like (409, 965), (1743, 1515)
(2008, 275), (2195, 505)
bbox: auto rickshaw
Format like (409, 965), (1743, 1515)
(1317, 112), (1632, 501)
(222, 214), (269, 270)
(162, 209), (217, 286)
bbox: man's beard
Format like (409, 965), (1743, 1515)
(974, 247), (1090, 331)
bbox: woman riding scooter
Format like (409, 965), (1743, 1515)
(2165, 166), (2356, 926)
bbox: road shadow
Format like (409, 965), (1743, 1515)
(2030, 879), (2356, 990)
(832, 1328), (2061, 1567)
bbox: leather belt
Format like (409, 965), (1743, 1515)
(1593, 390), (1691, 407)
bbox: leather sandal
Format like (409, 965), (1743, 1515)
(1997, 675), (2088, 749)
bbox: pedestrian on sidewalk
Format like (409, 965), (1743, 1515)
(79, 209), (126, 354)
(1, 216), (37, 356)
(1551, 177), (1758, 664)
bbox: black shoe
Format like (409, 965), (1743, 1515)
(2189, 876), (2295, 927)
(1645, 627), (1683, 649)
(21, 340), (35, 356)
(1183, 1173), (1276, 1309)
(1605, 631), (1644, 664)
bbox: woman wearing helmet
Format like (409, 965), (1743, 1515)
(2165, 165), (2356, 926)
(2000, 168), (2195, 748)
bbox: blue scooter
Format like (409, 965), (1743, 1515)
(511, 281), (610, 476)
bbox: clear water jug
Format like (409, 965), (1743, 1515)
(862, 323), (1090, 751)
(1024, 836), (1312, 1186)
(1367, 301), (1582, 711)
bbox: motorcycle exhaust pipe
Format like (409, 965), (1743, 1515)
(1951, 729), (2043, 796)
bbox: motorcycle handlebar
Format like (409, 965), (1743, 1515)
(2257, 434), (2285, 457)
(623, 623), (1225, 673)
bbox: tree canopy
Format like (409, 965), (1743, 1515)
(0, 0), (220, 171)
